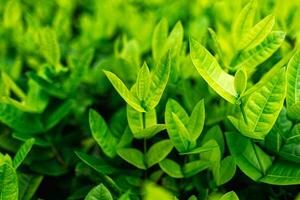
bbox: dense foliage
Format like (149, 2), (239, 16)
(1, 0), (300, 199)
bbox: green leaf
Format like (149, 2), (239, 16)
(27, 72), (67, 99)
(180, 142), (219, 155)
(166, 21), (184, 57)
(187, 99), (205, 141)
(134, 124), (166, 139)
(286, 51), (300, 108)
(201, 140), (221, 165)
(152, 18), (168, 62)
(213, 156), (236, 186)
(279, 143), (300, 163)
(226, 132), (273, 181)
(38, 27), (61, 68)
(0, 103), (44, 134)
(85, 184), (113, 200)
(143, 182), (175, 200)
(219, 191), (239, 200)
(127, 105), (144, 133)
(183, 160), (210, 178)
(117, 148), (146, 169)
(127, 105), (158, 135)
(237, 15), (275, 50)
(229, 68), (286, 139)
(146, 139), (173, 168)
(287, 103), (300, 121)
(190, 38), (238, 103)
(144, 53), (171, 110)
(1, 72), (26, 100)
(165, 99), (190, 152)
(234, 68), (247, 95)
(172, 112), (191, 142)
(201, 125), (225, 155)
(260, 160), (300, 185)
(159, 159), (184, 178)
(208, 28), (224, 65)
(18, 173), (43, 200)
(3, 0), (21, 28)
(75, 151), (118, 175)
(232, 0), (256, 45)
(232, 31), (285, 72)
(13, 138), (35, 169)
(44, 100), (73, 130)
(0, 163), (18, 200)
(89, 109), (118, 158)
(136, 62), (150, 101)
(103, 70), (145, 112)
(263, 107), (291, 152)
(66, 49), (94, 92)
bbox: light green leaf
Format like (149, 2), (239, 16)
(1, 72), (26, 100)
(143, 182), (175, 200)
(144, 53), (171, 110)
(232, 31), (285, 73)
(234, 68), (247, 95)
(127, 105), (158, 134)
(286, 51), (300, 108)
(208, 28), (224, 65)
(201, 140), (221, 164)
(127, 105), (144, 133)
(152, 18), (168, 62)
(159, 159), (184, 178)
(0, 163), (18, 200)
(229, 68), (286, 139)
(38, 27), (60, 68)
(238, 15), (275, 50)
(187, 99), (205, 141)
(136, 62), (150, 101)
(103, 70), (145, 112)
(134, 124), (166, 139)
(85, 184), (113, 200)
(165, 99), (190, 152)
(145, 109), (157, 128)
(4, 0), (22, 28)
(166, 21), (184, 57)
(201, 125), (225, 155)
(146, 139), (173, 168)
(89, 109), (118, 158)
(117, 148), (146, 169)
(13, 138), (35, 169)
(190, 38), (238, 104)
(172, 112), (191, 142)
(232, 0), (256, 45)
(219, 191), (239, 200)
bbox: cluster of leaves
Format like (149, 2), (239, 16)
(1, 0), (300, 199)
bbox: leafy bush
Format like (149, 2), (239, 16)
(1, 0), (300, 199)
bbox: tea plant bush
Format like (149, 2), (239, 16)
(0, 0), (300, 199)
